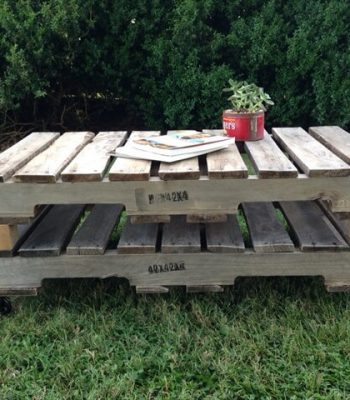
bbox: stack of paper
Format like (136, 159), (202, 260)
(111, 131), (235, 163)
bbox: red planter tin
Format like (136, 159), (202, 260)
(222, 110), (264, 141)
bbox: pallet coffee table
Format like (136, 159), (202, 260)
(1, 126), (350, 309)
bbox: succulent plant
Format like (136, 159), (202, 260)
(223, 80), (274, 113)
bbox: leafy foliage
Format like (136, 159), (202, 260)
(223, 79), (274, 112)
(0, 0), (349, 131)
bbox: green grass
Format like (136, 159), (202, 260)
(1, 279), (349, 399)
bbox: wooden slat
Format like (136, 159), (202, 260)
(272, 127), (350, 177)
(61, 131), (127, 182)
(161, 215), (201, 253)
(19, 205), (85, 256)
(158, 131), (200, 180)
(318, 200), (350, 244)
(14, 132), (94, 183)
(280, 201), (348, 251)
(206, 137), (248, 178)
(186, 285), (224, 293)
(205, 215), (245, 253)
(66, 204), (124, 255)
(309, 126), (350, 164)
(136, 286), (169, 294)
(0, 225), (19, 253)
(242, 203), (294, 253)
(0, 132), (60, 182)
(117, 217), (158, 254)
(109, 131), (160, 181)
(244, 132), (298, 178)
(187, 214), (228, 223)
(130, 215), (171, 224)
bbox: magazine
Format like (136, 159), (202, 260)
(114, 141), (233, 163)
(110, 131), (235, 163)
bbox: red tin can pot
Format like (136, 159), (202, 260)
(222, 110), (265, 141)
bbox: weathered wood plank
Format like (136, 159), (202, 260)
(242, 202), (294, 252)
(206, 141), (248, 178)
(14, 132), (94, 183)
(244, 132), (298, 178)
(61, 131), (127, 182)
(318, 200), (350, 244)
(19, 205), (85, 256)
(109, 131), (160, 181)
(136, 286), (169, 294)
(0, 225), (19, 253)
(162, 215), (201, 253)
(66, 204), (124, 255)
(0, 132), (60, 182)
(186, 285), (224, 293)
(117, 217), (158, 254)
(272, 127), (350, 177)
(130, 215), (171, 224)
(309, 126), (350, 164)
(158, 131), (200, 180)
(279, 201), (348, 251)
(205, 215), (245, 253)
(1, 252), (350, 292)
(186, 214), (228, 223)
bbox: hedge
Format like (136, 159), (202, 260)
(0, 0), (349, 131)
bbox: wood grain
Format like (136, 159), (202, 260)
(109, 131), (160, 181)
(309, 126), (350, 164)
(162, 215), (201, 253)
(280, 201), (348, 251)
(205, 215), (245, 253)
(14, 131), (94, 183)
(117, 217), (158, 254)
(19, 205), (85, 256)
(242, 202), (294, 252)
(272, 127), (350, 177)
(61, 131), (127, 182)
(0, 132), (60, 182)
(67, 204), (124, 255)
(244, 132), (298, 178)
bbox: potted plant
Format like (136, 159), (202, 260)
(222, 80), (274, 141)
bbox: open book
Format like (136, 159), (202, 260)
(111, 131), (234, 163)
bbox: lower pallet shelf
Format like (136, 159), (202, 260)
(1, 201), (350, 296)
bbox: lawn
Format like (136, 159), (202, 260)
(0, 277), (349, 399)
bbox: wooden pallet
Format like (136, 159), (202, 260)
(1, 127), (350, 223)
(0, 201), (349, 295)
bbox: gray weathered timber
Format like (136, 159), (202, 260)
(61, 131), (127, 182)
(244, 132), (298, 178)
(19, 205), (85, 256)
(279, 201), (348, 251)
(206, 143), (248, 179)
(272, 127), (350, 177)
(136, 286), (169, 294)
(130, 215), (171, 224)
(14, 132), (94, 183)
(242, 202), (294, 252)
(0, 132), (60, 182)
(66, 204), (124, 255)
(3, 175), (350, 219)
(309, 126), (350, 164)
(1, 251), (350, 292)
(117, 218), (158, 254)
(205, 215), (245, 253)
(162, 215), (201, 253)
(109, 131), (160, 181)
(158, 131), (200, 180)
(318, 200), (350, 244)
(186, 214), (228, 223)
(186, 285), (224, 293)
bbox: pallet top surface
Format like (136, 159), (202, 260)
(1, 126), (350, 184)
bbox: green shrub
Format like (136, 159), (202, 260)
(0, 0), (349, 131)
